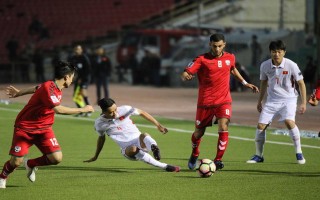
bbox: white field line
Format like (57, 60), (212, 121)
(1, 107), (319, 149)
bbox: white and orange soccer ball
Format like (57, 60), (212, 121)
(196, 158), (216, 178)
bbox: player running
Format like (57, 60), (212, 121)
(181, 33), (259, 170)
(84, 98), (180, 172)
(0, 61), (94, 189)
(246, 40), (307, 164)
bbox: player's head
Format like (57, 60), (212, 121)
(269, 40), (286, 65)
(54, 61), (77, 88)
(209, 33), (226, 57)
(74, 44), (83, 56)
(98, 98), (117, 118)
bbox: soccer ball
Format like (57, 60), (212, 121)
(196, 158), (216, 178)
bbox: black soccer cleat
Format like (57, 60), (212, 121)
(151, 144), (161, 161)
(165, 165), (181, 172)
(214, 160), (224, 170)
(188, 154), (198, 170)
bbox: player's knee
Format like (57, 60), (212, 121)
(10, 157), (23, 167)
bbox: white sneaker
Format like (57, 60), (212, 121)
(0, 178), (6, 189)
(24, 159), (38, 182)
(296, 153), (306, 164)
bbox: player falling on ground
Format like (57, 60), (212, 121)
(0, 61), (94, 189)
(181, 33), (259, 170)
(247, 40), (307, 164)
(84, 98), (180, 172)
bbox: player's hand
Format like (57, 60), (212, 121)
(181, 71), (194, 81)
(245, 83), (259, 93)
(83, 157), (97, 163)
(298, 103), (306, 114)
(82, 105), (95, 113)
(308, 94), (318, 106)
(6, 85), (20, 98)
(157, 124), (168, 134)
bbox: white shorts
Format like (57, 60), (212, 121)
(119, 137), (148, 160)
(258, 101), (297, 124)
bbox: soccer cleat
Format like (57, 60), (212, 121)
(214, 160), (224, 170)
(0, 178), (6, 189)
(24, 159), (38, 183)
(165, 165), (180, 172)
(246, 155), (264, 163)
(296, 153), (306, 164)
(151, 144), (161, 161)
(188, 154), (198, 170)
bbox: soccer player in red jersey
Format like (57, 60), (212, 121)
(181, 33), (259, 170)
(0, 61), (94, 189)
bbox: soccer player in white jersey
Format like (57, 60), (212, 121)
(247, 40), (307, 164)
(84, 98), (180, 172)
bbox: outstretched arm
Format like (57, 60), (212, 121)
(231, 68), (259, 93)
(137, 108), (168, 134)
(83, 135), (106, 163)
(6, 85), (38, 98)
(53, 105), (94, 115)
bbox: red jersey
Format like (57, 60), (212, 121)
(14, 81), (62, 133)
(315, 86), (320, 100)
(185, 52), (235, 106)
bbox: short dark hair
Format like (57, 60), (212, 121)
(98, 98), (116, 111)
(210, 33), (225, 42)
(269, 40), (286, 51)
(54, 61), (77, 79)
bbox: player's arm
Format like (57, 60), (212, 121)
(53, 105), (94, 115)
(308, 93), (319, 106)
(137, 108), (168, 134)
(257, 80), (268, 112)
(181, 71), (195, 81)
(6, 85), (38, 98)
(297, 79), (307, 114)
(231, 68), (259, 93)
(83, 135), (106, 163)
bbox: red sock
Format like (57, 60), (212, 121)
(0, 161), (17, 179)
(191, 133), (202, 157)
(27, 155), (51, 168)
(214, 131), (229, 161)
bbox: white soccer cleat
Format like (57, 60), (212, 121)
(24, 159), (38, 182)
(296, 153), (306, 164)
(0, 178), (6, 189)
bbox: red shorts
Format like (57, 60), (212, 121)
(9, 127), (61, 157)
(195, 103), (232, 129)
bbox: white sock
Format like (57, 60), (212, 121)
(135, 150), (167, 169)
(289, 126), (302, 153)
(143, 136), (157, 151)
(255, 129), (266, 157)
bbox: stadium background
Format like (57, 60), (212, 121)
(0, 0), (319, 132)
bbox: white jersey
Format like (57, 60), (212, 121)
(94, 105), (141, 146)
(260, 58), (303, 103)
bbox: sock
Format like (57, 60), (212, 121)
(135, 150), (167, 169)
(191, 133), (202, 157)
(27, 155), (51, 168)
(0, 161), (17, 179)
(214, 131), (229, 161)
(255, 129), (266, 157)
(143, 136), (157, 151)
(83, 96), (90, 105)
(289, 126), (302, 154)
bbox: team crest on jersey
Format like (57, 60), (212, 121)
(187, 62), (194, 68)
(50, 95), (60, 103)
(225, 60), (230, 65)
(14, 146), (21, 152)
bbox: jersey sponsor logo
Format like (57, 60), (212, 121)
(14, 146), (21, 152)
(225, 60), (230, 66)
(50, 95), (60, 103)
(283, 71), (288, 74)
(187, 62), (194, 68)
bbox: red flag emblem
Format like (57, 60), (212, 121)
(283, 71), (288, 74)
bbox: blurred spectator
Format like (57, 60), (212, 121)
(92, 46), (112, 103)
(250, 35), (262, 67)
(5, 35), (19, 63)
(140, 47), (161, 86)
(128, 54), (140, 85)
(32, 48), (45, 82)
(230, 62), (251, 92)
(303, 56), (316, 92)
(68, 45), (92, 115)
(28, 15), (43, 36)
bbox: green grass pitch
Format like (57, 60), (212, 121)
(0, 103), (319, 199)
